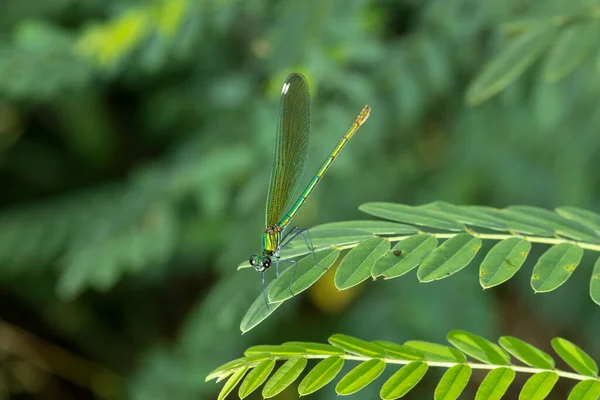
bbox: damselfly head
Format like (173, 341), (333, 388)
(249, 254), (271, 272)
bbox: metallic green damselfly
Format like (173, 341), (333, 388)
(249, 73), (370, 307)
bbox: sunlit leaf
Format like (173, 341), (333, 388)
(519, 371), (558, 400)
(335, 359), (386, 395)
(434, 364), (472, 400)
(499, 336), (554, 369)
(380, 361), (428, 400)
(218, 366), (247, 400)
(262, 356), (307, 398)
(373, 341), (424, 361)
(475, 367), (515, 400)
(244, 345), (305, 356)
(206, 358), (247, 382)
(404, 341), (466, 363)
(447, 330), (510, 365)
(567, 379), (600, 400)
(329, 334), (386, 357)
(551, 338), (598, 376)
(284, 341), (344, 355)
(239, 359), (275, 399)
(298, 356), (344, 396)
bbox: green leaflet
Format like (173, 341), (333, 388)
(417, 234), (482, 282)
(474, 208), (554, 236)
(268, 248), (339, 302)
(498, 209), (557, 236)
(447, 330), (510, 365)
(590, 257), (600, 306)
(480, 238), (531, 288)
(421, 202), (508, 231)
(284, 341), (344, 355)
(530, 243), (583, 293)
(434, 364), (472, 400)
(373, 340), (424, 361)
(334, 236), (389, 289)
(404, 340), (466, 363)
(543, 21), (599, 83)
(567, 379), (600, 400)
(206, 354), (271, 381)
(466, 25), (557, 106)
(262, 356), (307, 398)
(329, 334), (386, 358)
(551, 338), (598, 376)
(208, 333), (600, 399)
(499, 336), (555, 369)
(244, 345), (305, 356)
(335, 359), (386, 395)
(556, 207), (600, 235)
(359, 202), (465, 231)
(297, 356), (344, 396)
(310, 220), (419, 235)
(206, 358), (247, 381)
(519, 371), (558, 400)
(380, 361), (428, 400)
(286, 228), (372, 249)
(372, 234), (437, 279)
(475, 367), (516, 400)
(239, 278), (283, 333)
(218, 366), (247, 400)
(238, 359), (275, 399)
(505, 206), (600, 242)
(216, 370), (235, 383)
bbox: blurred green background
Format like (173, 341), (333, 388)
(1, 0), (600, 398)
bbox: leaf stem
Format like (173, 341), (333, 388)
(263, 354), (596, 382)
(334, 231), (600, 252)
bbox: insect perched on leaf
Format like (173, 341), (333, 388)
(248, 73), (370, 308)
(393, 250), (402, 257)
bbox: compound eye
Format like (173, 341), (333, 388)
(263, 258), (271, 268)
(249, 255), (257, 266)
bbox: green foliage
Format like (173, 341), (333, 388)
(3, 0), (600, 398)
(206, 332), (600, 399)
(238, 201), (600, 331)
(435, 364), (472, 400)
(466, 1), (600, 104)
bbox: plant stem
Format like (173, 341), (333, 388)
(261, 354), (596, 382)
(239, 229), (600, 270)
(334, 231), (600, 252)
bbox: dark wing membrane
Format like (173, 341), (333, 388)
(265, 73), (311, 227)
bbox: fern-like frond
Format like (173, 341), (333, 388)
(206, 331), (600, 399)
(466, 2), (600, 105)
(238, 202), (600, 332)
